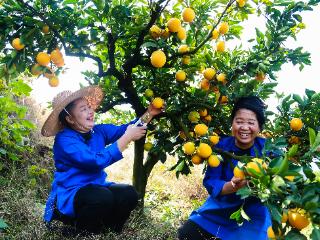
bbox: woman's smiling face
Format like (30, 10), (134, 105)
(232, 108), (260, 149)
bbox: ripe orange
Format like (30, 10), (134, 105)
(177, 27), (187, 40)
(220, 95), (228, 104)
(191, 154), (203, 165)
(211, 29), (219, 40)
(182, 8), (195, 22)
(150, 50), (166, 68)
(144, 142), (153, 151)
(216, 73), (226, 82)
(12, 38), (25, 50)
(36, 52), (50, 66)
(208, 155), (220, 167)
(288, 136), (300, 144)
(178, 44), (189, 53)
(31, 64), (42, 76)
(285, 176), (295, 182)
(183, 142), (195, 155)
(219, 22), (229, 35)
(48, 76), (59, 87)
(144, 89), (154, 98)
(42, 25), (50, 34)
(161, 28), (170, 39)
(237, 0), (246, 7)
(176, 70), (186, 81)
(150, 25), (162, 39)
(203, 68), (216, 80)
(198, 109), (207, 117)
(288, 208), (310, 230)
(50, 49), (63, 63)
(216, 41), (225, 52)
(246, 158), (267, 176)
(290, 118), (303, 131)
(233, 166), (245, 180)
(152, 97), (164, 108)
(182, 55), (191, 65)
(209, 134), (220, 145)
(167, 18), (181, 32)
(54, 59), (65, 67)
(281, 212), (288, 223)
(194, 124), (208, 136)
(188, 111), (200, 123)
(267, 226), (281, 239)
(204, 115), (212, 122)
(200, 79), (210, 91)
(197, 143), (212, 158)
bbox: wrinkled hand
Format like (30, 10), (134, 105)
(147, 103), (164, 117)
(230, 177), (247, 191)
(125, 125), (147, 141)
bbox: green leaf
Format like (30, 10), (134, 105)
(63, 0), (78, 5)
(240, 207), (251, 221)
(0, 218), (8, 230)
(230, 207), (242, 223)
(311, 227), (320, 240)
(284, 229), (307, 240)
(287, 144), (298, 157)
(308, 128), (316, 147)
(292, 93), (304, 105)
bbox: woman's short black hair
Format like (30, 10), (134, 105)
(231, 96), (266, 130)
(58, 100), (76, 128)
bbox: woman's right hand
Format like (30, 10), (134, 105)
(220, 177), (247, 195)
(124, 124), (147, 141)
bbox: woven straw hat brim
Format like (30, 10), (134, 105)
(41, 86), (104, 137)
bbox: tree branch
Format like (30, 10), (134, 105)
(98, 98), (129, 113)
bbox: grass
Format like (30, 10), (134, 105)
(0, 144), (208, 240)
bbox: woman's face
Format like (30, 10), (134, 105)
(232, 108), (260, 149)
(66, 98), (95, 132)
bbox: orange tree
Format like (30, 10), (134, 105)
(1, 0), (320, 237)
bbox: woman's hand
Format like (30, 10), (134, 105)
(147, 103), (164, 117)
(220, 177), (247, 195)
(117, 125), (147, 152)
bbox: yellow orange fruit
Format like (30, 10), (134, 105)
(246, 158), (267, 176)
(220, 95), (228, 104)
(211, 29), (219, 40)
(183, 142), (196, 155)
(267, 226), (281, 239)
(188, 111), (200, 123)
(197, 143), (212, 158)
(216, 41), (225, 52)
(50, 49), (63, 63)
(199, 109), (207, 117)
(177, 27), (187, 40)
(54, 59), (65, 67)
(176, 70), (186, 81)
(233, 166), (245, 180)
(200, 79), (210, 91)
(144, 142), (153, 151)
(178, 44), (189, 53)
(167, 18), (181, 32)
(219, 22), (229, 35)
(182, 8), (195, 22)
(144, 89), (154, 98)
(191, 154), (203, 165)
(12, 38), (25, 50)
(209, 134), (220, 145)
(48, 76), (59, 87)
(161, 28), (170, 39)
(288, 208), (310, 230)
(208, 155), (220, 167)
(204, 115), (212, 122)
(182, 55), (191, 65)
(42, 25), (50, 34)
(203, 68), (216, 80)
(290, 118), (303, 131)
(281, 212), (288, 223)
(285, 176), (295, 182)
(289, 136), (300, 144)
(150, 25), (162, 39)
(216, 73), (226, 82)
(194, 124), (208, 136)
(36, 52), (50, 66)
(31, 64), (42, 76)
(152, 97), (164, 108)
(150, 50), (166, 68)
(237, 0), (246, 7)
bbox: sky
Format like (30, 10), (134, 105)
(30, 4), (320, 113)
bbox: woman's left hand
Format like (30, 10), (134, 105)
(147, 103), (164, 117)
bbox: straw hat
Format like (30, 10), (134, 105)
(41, 85), (104, 137)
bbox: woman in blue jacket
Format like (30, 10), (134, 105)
(178, 96), (271, 240)
(41, 85), (162, 234)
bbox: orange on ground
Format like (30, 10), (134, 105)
(290, 118), (303, 131)
(208, 155), (220, 167)
(12, 38), (25, 50)
(36, 52), (51, 66)
(182, 8), (195, 22)
(167, 18), (181, 32)
(150, 50), (166, 68)
(197, 143), (212, 158)
(152, 97), (164, 108)
(194, 124), (208, 136)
